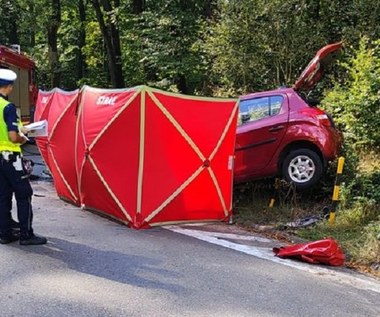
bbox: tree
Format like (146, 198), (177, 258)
(322, 37), (380, 150)
(204, 0), (332, 96)
(47, 0), (62, 87)
(0, 1), (21, 45)
(132, 0), (145, 14)
(77, 0), (88, 81)
(6, 0), (380, 94)
(91, 0), (124, 88)
(123, 0), (211, 94)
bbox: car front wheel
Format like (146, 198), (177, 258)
(282, 149), (323, 189)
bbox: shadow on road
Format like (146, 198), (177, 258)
(13, 237), (185, 293)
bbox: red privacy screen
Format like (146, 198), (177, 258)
(35, 86), (238, 229)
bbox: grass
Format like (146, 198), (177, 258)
(357, 151), (380, 173)
(233, 177), (380, 278)
(297, 204), (380, 276)
(233, 179), (333, 226)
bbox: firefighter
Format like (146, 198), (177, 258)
(0, 69), (47, 245)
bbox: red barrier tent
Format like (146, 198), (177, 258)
(47, 90), (80, 205)
(36, 85), (238, 229)
(34, 89), (55, 168)
(35, 89), (54, 123)
(76, 87), (140, 223)
(35, 88), (79, 204)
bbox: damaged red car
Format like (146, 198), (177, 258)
(234, 42), (343, 189)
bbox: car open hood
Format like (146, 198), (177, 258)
(293, 42), (343, 92)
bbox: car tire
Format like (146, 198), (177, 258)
(282, 149), (323, 190)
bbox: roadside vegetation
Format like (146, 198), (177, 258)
(317, 37), (380, 275)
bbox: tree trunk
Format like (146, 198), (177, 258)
(91, 0), (124, 88)
(177, 74), (188, 94)
(203, 0), (217, 18)
(47, 0), (61, 88)
(8, 4), (19, 45)
(28, 1), (35, 47)
(77, 0), (87, 81)
(132, 0), (145, 14)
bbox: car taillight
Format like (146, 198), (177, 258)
(316, 114), (332, 127)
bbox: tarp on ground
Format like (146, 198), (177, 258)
(36, 85), (238, 229)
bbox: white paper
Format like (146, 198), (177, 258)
(24, 120), (48, 137)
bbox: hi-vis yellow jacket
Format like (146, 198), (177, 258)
(0, 96), (22, 153)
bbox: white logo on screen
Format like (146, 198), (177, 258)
(96, 96), (117, 105)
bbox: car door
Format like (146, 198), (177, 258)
(234, 94), (289, 180)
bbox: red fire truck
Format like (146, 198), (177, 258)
(0, 44), (37, 123)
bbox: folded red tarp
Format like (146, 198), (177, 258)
(273, 238), (345, 266)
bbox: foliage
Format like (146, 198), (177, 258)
(233, 179), (332, 226)
(0, 0), (21, 45)
(321, 37), (380, 210)
(322, 37), (380, 150)
(316, 38), (379, 273)
(204, 0), (342, 96)
(81, 21), (110, 88)
(1, 0), (380, 93)
(118, 1), (210, 94)
(341, 169), (380, 205)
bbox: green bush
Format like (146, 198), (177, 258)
(322, 37), (380, 206)
(297, 37), (380, 271)
(343, 171), (380, 206)
(322, 37), (380, 151)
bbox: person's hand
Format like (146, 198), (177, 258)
(19, 131), (30, 144)
(20, 126), (30, 134)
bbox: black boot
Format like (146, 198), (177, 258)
(10, 219), (20, 237)
(20, 233), (47, 245)
(0, 233), (19, 244)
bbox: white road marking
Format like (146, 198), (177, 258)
(167, 226), (380, 294)
(180, 231), (273, 243)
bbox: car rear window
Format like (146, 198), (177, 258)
(239, 95), (283, 124)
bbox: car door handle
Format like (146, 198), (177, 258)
(269, 125), (284, 132)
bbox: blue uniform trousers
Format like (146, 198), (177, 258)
(0, 155), (33, 237)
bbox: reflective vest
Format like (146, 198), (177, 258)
(0, 96), (22, 152)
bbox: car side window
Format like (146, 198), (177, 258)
(270, 96), (282, 116)
(238, 96), (283, 125)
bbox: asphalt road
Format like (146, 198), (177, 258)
(0, 179), (379, 317)
(0, 145), (379, 316)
